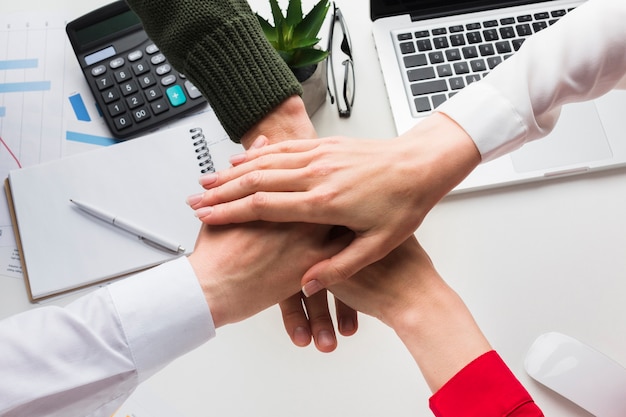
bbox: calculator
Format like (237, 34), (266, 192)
(66, 1), (207, 139)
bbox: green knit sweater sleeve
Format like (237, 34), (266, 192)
(125, 0), (303, 143)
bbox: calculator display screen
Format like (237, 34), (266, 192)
(74, 10), (141, 48)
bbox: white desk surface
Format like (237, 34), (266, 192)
(3, 1), (625, 416)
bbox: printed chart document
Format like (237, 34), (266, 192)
(0, 12), (72, 277)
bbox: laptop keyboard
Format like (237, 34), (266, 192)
(394, 7), (574, 116)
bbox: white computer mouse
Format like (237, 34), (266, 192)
(525, 332), (626, 417)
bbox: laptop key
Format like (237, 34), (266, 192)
(487, 56), (502, 69)
(450, 34), (466, 46)
(436, 64), (453, 77)
(499, 26), (516, 39)
(414, 96), (431, 112)
(404, 54), (428, 68)
(433, 37), (449, 49)
(429, 51), (445, 64)
(399, 42), (416, 54)
(410, 80), (448, 96)
(453, 62), (469, 74)
(432, 94), (447, 108)
(483, 29), (499, 41)
(470, 59), (487, 72)
(516, 24), (532, 37)
(407, 67), (436, 82)
(416, 39), (433, 51)
(479, 44), (495, 56)
(449, 77), (465, 90)
(467, 31), (482, 44)
(495, 40), (512, 54)
(462, 46), (478, 59)
(445, 49), (462, 61)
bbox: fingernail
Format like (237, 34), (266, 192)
(186, 193), (203, 206)
(339, 317), (355, 334)
(302, 280), (323, 298)
(317, 330), (335, 349)
(198, 172), (217, 186)
(250, 135), (267, 149)
(194, 206), (213, 218)
(293, 326), (311, 347)
(229, 152), (246, 165)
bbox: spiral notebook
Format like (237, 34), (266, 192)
(5, 113), (243, 301)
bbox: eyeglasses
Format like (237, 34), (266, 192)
(326, 3), (355, 118)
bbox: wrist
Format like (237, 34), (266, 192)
(240, 95), (317, 148)
(390, 279), (492, 393)
(398, 112), (481, 204)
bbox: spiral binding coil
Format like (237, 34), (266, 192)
(190, 127), (215, 174)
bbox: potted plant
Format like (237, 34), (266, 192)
(256, 0), (330, 115)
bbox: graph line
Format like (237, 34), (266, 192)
(0, 136), (22, 168)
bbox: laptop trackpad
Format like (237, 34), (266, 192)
(511, 102), (612, 173)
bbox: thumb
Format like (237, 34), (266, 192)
(301, 236), (389, 297)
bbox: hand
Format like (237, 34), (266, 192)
(206, 95), (359, 351)
(187, 222), (350, 329)
(188, 113), (481, 294)
(329, 236), (491, 393)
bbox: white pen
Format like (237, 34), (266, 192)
(70, 199), (185, 253)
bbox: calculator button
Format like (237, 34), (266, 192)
(150, 53), (166, 65)
(128, 50), (143, 61)
(166, 85), (187, 107)
(132, 106), (151, 123)
(109, 57), (125, 69)
(145, 43), (159, 54)
(160, 74), (176, 86)
(144, 86), (163, 101)
(102, 88), (120, 104)
(113, 114), (132, 130)
(126, 94), (145, 109)
(138, 73), (157, 88)
(132, 61), (150, 76)
(114, 67), (132, 83)
(108, 102), (125, 116)
(96, 74), (115, 91)
(184, 81), (202, 99)
(151, 99), (169, 115)
(120, 80), (139, 96)
(155, 64), (171, 76)
(91, 65), (106, 76)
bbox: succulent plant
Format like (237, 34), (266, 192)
(256, 0), (330, 69)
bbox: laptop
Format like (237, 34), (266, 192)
(370, 0), (626, 193)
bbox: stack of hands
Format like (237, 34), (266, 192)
(186, 97), (488, 393)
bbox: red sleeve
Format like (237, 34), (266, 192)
(429, 350), (543, 417)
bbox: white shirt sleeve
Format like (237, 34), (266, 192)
(438, 0), (626, 161)
(0, 256), (215, 417)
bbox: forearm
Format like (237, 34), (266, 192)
(384, 270), (541, 415)
(388, 276), (492, 393)
(0, 257), (213, 416)
(125, 0), (303, 142)
(439, 0), (626, 161)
